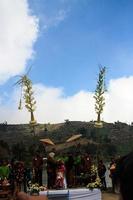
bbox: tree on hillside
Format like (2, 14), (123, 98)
(94, 66), (106, 128)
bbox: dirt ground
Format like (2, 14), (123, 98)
(102, 192), (119, 200)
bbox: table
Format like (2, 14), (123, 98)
(40, 188), (101, 200)
(0, 184), (11, 199)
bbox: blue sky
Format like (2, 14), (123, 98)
(1, 0), (133, 123)
(26, 0), (133, 95)
(2, 0), (133, 95)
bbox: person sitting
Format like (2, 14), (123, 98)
(116, 151), (133, 200)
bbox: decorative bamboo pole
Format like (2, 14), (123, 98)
(17, 75), (37, 134)
(94, 67), (106, 128)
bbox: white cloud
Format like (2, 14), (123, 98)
(104, 76), (133, 123)
(34, 84), (95, 123)
(42, 9), (69, 31)
(0, 76), (133, 124)
(0, 0), (38, 83)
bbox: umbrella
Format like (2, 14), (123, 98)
(40, 138), (55, 146)
(66, 134), (82, 143)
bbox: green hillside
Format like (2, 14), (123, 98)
(0, 120), (133, 162)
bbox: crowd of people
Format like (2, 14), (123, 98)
(0, 151), (119, 196)
(0, 159), (31, 195)
(0, 152), (116, 192)
(0, 152), (133, 200)
(15, 151), (133, 200)
(1, 150), (133, 200)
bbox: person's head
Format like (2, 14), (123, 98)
(116, 152), (133, 200)
(98, 160), (103, 165)
(57, 159), (64, 166)
(35, 151), (40, 157)
(48, 152), (55, 159)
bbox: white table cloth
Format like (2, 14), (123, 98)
(40, 188), (101, 200)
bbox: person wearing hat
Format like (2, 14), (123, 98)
(47, 152), (56, 189)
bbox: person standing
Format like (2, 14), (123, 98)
(65, 153), (74, 188)
(115, 152), (133, 200)
(47, 152), (56, 189)
(55, 160), (65, 189)
(109, 158), (116, 192)
(32, 152), (43, 186)
(0, 160), (9, 180)
(14, 161), (25, 194)
(98, 160), (107, 190)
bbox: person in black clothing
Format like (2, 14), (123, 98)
(32, 153), (43, 186)
(47, 152), (56, 189)
(116, 152), (133, 200)
(8, 159), (15, 195)
(65, 154), (74, 188)
(98, 160), (107, 190)
(109, 158), (116, 192)
(23, 167), (31, 192)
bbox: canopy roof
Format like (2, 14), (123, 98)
(66, 134), (82, 142)
(40, 138), (55, 145)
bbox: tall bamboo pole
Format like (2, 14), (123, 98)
(94, 67), (106, 128)
(17, 75), (37, 135)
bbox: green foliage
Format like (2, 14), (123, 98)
(12, 142), (27, 161)
(77, 127), (88, 136)
(117, 140), (133, 156)
(85, 143), (97, 154)
(0, 140), (10, 159)
(101, 144), (117, 157)
(1, 121), (133, 161)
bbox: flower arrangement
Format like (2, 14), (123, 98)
(86, 165), (102, 190)
(86, 177), (102, 189)
(27, 182), (47, 195)
(90, 165), (97, 176)
(28, 183), (40, 195)
(39, 186), (47, 191)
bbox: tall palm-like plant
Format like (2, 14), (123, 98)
(94, 67), (106, 128)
